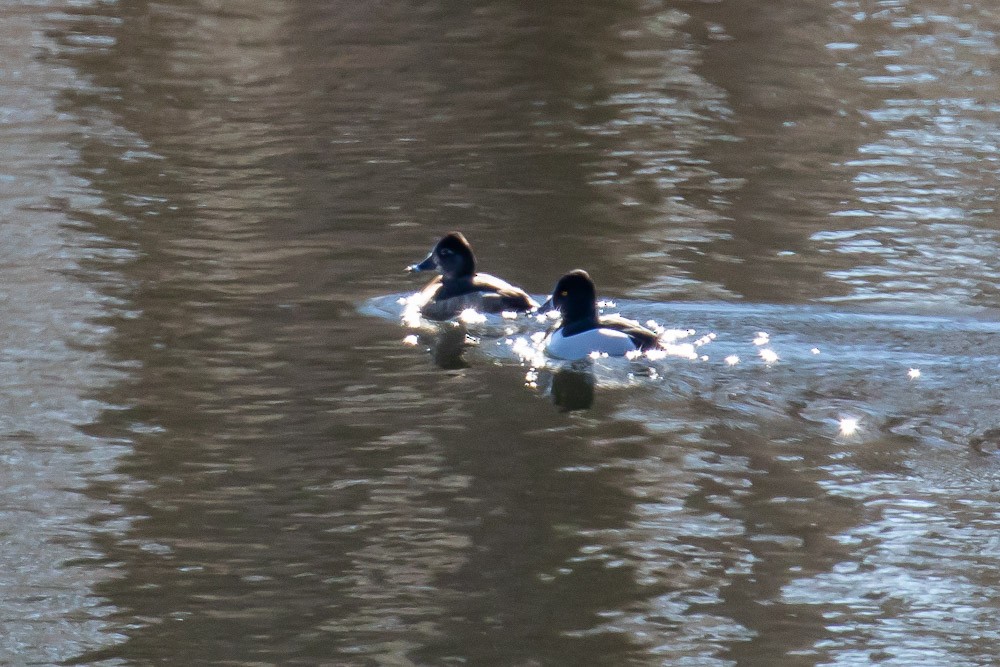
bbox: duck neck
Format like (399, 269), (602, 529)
(560, 307), (599, 336)
(439, 273), (475, 298)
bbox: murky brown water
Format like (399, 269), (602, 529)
(5, 0), (1000, 664)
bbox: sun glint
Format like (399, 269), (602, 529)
(839, 417), (859, 436)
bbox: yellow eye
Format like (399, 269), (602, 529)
(560, 291), (568, 296)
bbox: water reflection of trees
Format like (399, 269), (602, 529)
(47, 0), (1000, 663)
(50, 0), (652, 663)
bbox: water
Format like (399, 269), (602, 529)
(5, 0), (1000, 664)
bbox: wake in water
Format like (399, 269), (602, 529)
(360, 293), (1000, 444)
(362, 291), (720, 370)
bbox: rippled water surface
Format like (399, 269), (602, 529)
(5, 0), (1000, 664)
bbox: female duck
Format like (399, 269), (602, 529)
(542, 270), (660, 360)
(406, 232), (538, 321)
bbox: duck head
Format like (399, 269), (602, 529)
(406, 232), (476, 280)
(542, 269), (599, 324)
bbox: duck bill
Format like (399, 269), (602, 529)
(406, 253), (436, 273)
(539, 296), (555, 313)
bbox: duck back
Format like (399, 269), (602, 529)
(419, 273), (536, 320)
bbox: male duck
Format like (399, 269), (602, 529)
(406, 232), (538, 321)
(542, 270), (660, 360)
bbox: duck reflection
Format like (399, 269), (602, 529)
(549, 364), (596, 411)
(416, 325), (599, 409)
(427, 324), (474, 370)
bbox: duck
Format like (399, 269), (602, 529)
(406, 232), (539, 321)
(541, 270), (661, 360)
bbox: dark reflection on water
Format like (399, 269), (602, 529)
(551, 367), (597, 412)
(10, 0), (1000, 664)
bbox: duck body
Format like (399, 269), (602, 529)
(542, 270), (660, 361)
(546, 326), (637, 360)
(413, 273), (537, 321)
(407, 232), (538, 321)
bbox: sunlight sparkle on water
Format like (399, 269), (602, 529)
(400, 294), (425, 328)
(759, 348), (779, 364)
(649, 328), (707, 361)
(660, 328), (696, 343)
(667, 344), (699, 360)
(839, 418), (859, 436)
(725, 355), (740, 366)
(811, 347), (821, 355)
(753, 332), (770, 346)
(459, 308), (487, 324)
(402, 335), (419, 346)
(509, 335), (546, 366)
(908, 368), (921, 379)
